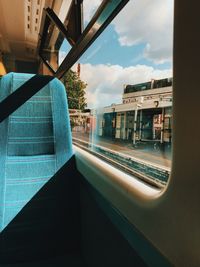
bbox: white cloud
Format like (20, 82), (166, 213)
(81, 0), (173, 64)
(83, 0), (103, 23)
(73, 63), (172, 108)
(112, 0), (174, 64)
(59, 51), (67, 66)
(70, 1), (173, 108)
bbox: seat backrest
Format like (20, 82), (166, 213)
(0, 72), (73, 230)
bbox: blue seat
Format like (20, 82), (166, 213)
(0, 73), (82, 265)
(0, 72), (73, 230)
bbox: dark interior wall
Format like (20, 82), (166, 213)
(0, 157), (81, 264)
(2, 54), (39, 74)
(15, 60), (39, 74)
(80, 180), (147, 267)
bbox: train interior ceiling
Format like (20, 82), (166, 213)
(0, 0), (200, 266)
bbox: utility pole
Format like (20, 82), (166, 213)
(133, 106), (138, 146)
(133, 97), (143, 146)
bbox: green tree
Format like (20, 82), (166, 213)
(62, 69), (87, 110)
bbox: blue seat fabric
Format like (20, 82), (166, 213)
(0, 72), (74, 241)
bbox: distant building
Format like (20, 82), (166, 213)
(69, 109), (92, 133)
(96, 78), (172, 145)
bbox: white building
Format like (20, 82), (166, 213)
(97, 78), (173, 145)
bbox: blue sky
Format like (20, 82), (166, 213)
(79, 24), (172, 70)
(60, 0), (173, 108)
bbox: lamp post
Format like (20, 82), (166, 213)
(133, 105), (138, 146)
(133, 97), (143, 146)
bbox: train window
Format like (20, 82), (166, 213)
(39, 1), (129, 78)
(39, 9), (72, 73)
(69, 0), (174, 188)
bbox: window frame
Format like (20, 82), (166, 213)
(38, 0), (129, 79)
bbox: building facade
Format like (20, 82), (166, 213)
(96, 78), (172, 145)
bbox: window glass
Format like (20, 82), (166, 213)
(41, 21), (71, 71)
(68, 0), (173, 188)
(83, 0), (104, 28)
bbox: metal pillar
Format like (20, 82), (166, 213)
(133, 108), (138, 145)
(123, 112), (127, 139)
(160, 108), (165, 143)
(139, 110), (143, 140)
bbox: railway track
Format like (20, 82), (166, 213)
(73, 137), (170, 189)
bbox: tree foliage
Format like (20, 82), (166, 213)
(62, 69), (87, 110)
